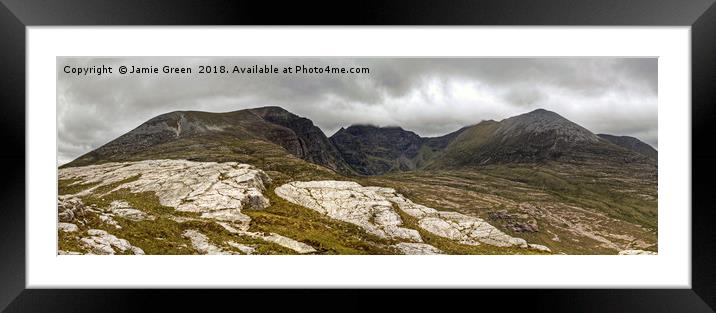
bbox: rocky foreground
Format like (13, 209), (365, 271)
(275, 181), (550, 253)
(58, 159), (558, 255)
(58, 160), (316, 255)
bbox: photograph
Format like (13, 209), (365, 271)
(56, 57), (658, 256)
(3, 0), (714, 310)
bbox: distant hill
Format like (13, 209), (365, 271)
(597, 134), (657, 160)
(427, 109), (656, 169)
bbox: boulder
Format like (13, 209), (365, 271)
(80, 229), (144, 255)
(58, 222), (79, 233)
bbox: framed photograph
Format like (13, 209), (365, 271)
(2, 0), (715, 311)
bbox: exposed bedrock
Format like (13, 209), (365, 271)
(275, 180), (549, 251)
(59, 159), (272, 227)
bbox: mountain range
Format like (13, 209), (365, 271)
(66, 106), (656, 176)
(59, 106), (658, 255)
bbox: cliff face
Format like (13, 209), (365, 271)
(248, 107), (354, 174)
(330, 125), (425, 175)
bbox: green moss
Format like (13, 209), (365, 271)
(58, 178), (100, 195)
(58, 229), (86, 254)
(178, 219), (296, 255)
(360, 163), (656, 255)
(90, 175), (142, 196)
(244, 190), (396, 255)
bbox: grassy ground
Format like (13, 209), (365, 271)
(244, 191), (398, 255)
(362, 163), (657, 255)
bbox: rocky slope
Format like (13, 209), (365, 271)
(275, 180), (550, 252)
(330, 126), (424, 175)
(58, 160), (319, 255)
(329, 125), (469, 175)
(330, 109), (655, 174)
(427, 109), (656, 169)
(65, 107), (353, 174)
(58, 160), (548, 255)
(597, 134), (658, 159)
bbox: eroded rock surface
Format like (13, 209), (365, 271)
(59, 159), (271, 227)
(80, 229), (145, 255)
(58, 196), (90, 223)
(58, 222), (78, 233)
(276, 180), (548, 251)
(58, 160), (323, 255)
(275, 181), (422, 242)
(618, 249), (657, 255)
(393, 243), (443, 255)
(183, 229), (232, 255)
(227, 241), (257, 254)
(217, 222), (316, 254)
(108, 200), (155, 221)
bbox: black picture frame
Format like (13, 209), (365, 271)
(1, 0), (715, 312)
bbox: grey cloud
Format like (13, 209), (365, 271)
(57, 57), (657, 164)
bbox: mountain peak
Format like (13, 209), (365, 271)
(497, 108), (599, 144)
(515, 108), (567, 121)
(527, 108), (551, 114)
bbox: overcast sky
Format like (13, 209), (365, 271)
(57, 57), (657, 165)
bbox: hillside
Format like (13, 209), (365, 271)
(427, 109), (656, 169)
(65, 106), (354, 175)
(58, 106), (658, 255)
(598, 134), (658, 159)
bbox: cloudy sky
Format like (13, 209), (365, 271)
(57, 57), (657, 165)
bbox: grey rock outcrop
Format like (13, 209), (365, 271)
(275, 180), (549, 252)
(618, 249), (657, 255)
(393, 243), (443, 255)
(183, 229), (233, 255)
(59, 159), (271, 228)
(275, 181), (422, 242)
(216, 222), (316, 254)
(58, 222), (79, 233)
(80, 229), (145, 255)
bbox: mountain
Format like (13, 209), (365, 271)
(597, 134), (658, 159)
(330, 126), (418, 175)
(427, 109), (656, 169)
(66, 106), (655, 175)
(329, 125), (468, 175)
(65, 106), (354, 174)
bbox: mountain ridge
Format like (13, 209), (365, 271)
(65, 107), (656, 176)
